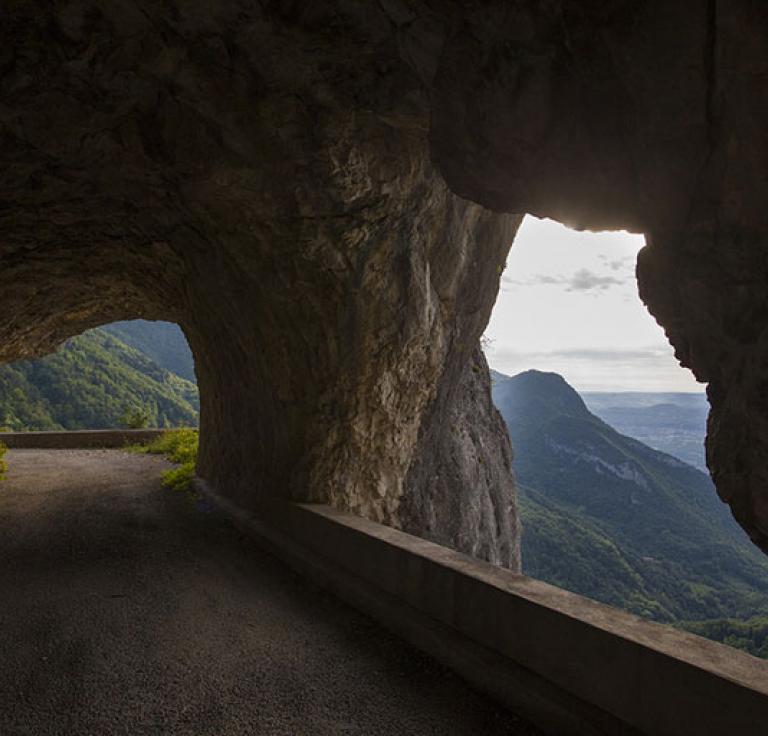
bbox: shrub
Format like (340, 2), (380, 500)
(162, 462), (197, 492)
(129, 428), (198, 493)
(0, 441), (6, 480)
(121, 405), (151, 429)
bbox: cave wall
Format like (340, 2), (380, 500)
(3, 1), (768, 560)
(0, 1), (520, 567)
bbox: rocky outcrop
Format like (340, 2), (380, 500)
(403, 348), (520, 569)
(2, 1), (768, 561)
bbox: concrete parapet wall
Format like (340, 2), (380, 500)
(197, 480), (768, 736)
(0, 429), (168, 449)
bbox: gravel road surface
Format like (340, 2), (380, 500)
(0, 449), (539, 735)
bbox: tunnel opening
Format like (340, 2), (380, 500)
(0, 319), (199, 432)
(484, 216), (768, 658)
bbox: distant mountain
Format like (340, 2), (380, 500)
(0, 328), (199, 430)
(581, 392), (708, 410)
(102, 320), (196, 382)
(492, 370), (768, 631)
(582, 391), (708, 471)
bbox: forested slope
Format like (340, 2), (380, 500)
(0, 328), (198, 430)
(492, 369), (768, 655)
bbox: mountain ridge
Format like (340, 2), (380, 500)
(491, 369), (768, 627)
(102, 320), (196, 382)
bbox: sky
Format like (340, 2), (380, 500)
(483, 216), (703, 393)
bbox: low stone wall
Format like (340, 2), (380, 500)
(0, 429), (167, 449)
(198, 480), (768, 736)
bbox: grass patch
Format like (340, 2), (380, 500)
(128, 428), (198, 493)
(0, 441), (7, 480)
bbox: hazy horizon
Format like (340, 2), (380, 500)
(484, 216), (704, 393)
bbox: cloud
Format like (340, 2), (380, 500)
(565, 268), (624, 292)
(552, 347), (670, 361)
(597, 255), (633, 272)
(483, 345), (702, 391)
(487, 346), (672, 363)
(503, 268), (626, 292)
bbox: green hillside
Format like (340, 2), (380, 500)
(492, 369), (768, 651)
(102, 320), (196, 382)
(683, 616), (768, 658)
(517, 485), (673, 619)
(0, 328), (199, 430)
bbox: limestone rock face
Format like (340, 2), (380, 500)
(403, 348), (520, 569)
(3, 1), (768, 561)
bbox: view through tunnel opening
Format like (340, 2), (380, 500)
(0, 320), (198, 432)
(485, 216), (768, 659)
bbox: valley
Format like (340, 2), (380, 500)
(493, 369), (768, 657)
(582, 391), (708, 472)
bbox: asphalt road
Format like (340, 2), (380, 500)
(0, 449), (540, 735)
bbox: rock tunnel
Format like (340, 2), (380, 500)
(3, 1), (768, 565)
